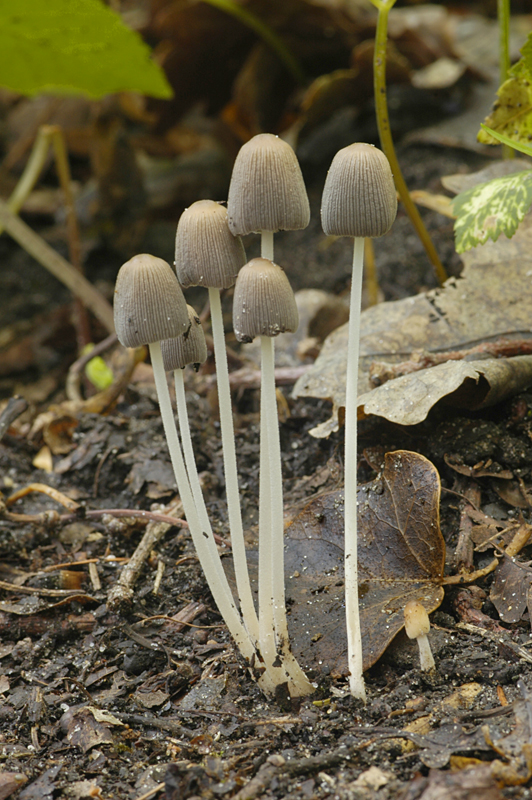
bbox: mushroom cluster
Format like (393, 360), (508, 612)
(112, 134), (430, 700)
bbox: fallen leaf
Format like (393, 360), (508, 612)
(484, 685), (532, 786)
(0, 771), (27, 800)
(489, 556), (532, 624)
(401, 765), (502, 800)
(285, 451), (445, 674)
(357, 355), (532, 426)
(61, 706), (115, 753)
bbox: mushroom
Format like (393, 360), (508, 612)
(233, 258), (313, 697)
(321, 143), (397, 701)
(404, 601), (436, 672)
(227, 133), (310, 261)
(113, 254), (264, 683)
(174, 200), (258, 644)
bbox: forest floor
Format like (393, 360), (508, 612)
(1, 86), (532, 800)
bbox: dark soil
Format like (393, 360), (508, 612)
(2, 137), (532, 800)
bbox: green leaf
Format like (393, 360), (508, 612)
(0, 0), (173, 99)
(82, 344), (114, 391)
(452, 170), (532, 253)
(480, 124), (532, 158)
(478, 53), (532, 146)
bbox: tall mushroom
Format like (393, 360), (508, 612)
(113, 254), (267, 686)
(321, 143), (397, 701)
(174, 200), (259, 643)
(234, 257), (313, 697)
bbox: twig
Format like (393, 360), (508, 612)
(369, 337), (532, 387)
(456, 621), (532, 664)
(107, 499), (186, 610)
(0, 579), (95, 599)
(0, 395), (28, 442)
(0, 198), (114, 333)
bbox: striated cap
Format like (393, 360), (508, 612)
(233, 258), (298, 343)
(175, 200), (246, 289)
(161, 305), (208, 371)
(227, 134), (310, 235)
(321, 143), (397, 238)
(114, 254), (189, 348)
(404, 601), (430, 640)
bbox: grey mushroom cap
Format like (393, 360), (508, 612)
(161, 305), (208, 371)
(227, 134), (310, 236)
(321, 142), (397, 238)
(114, 254), (189, 348)
(233, 258), (299, 343)
(175, 200), (246, 289)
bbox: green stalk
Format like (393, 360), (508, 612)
(202, 0), (305, 84)
(498, 0), (514, 159)
(373, 0), (448, 286)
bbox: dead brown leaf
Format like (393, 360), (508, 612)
(286, 451), (445, 675)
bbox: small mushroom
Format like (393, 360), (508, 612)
(161, 305), (208, 373)
(404, 601), (436, 672)
(114, 253), (188, 348)
(233, 258), (298, 343)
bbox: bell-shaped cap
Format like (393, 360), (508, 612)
(175, 200), (246, 289)
(227, 134), (310, 235)
(233, 258), (298, 343)
(114, 254), (188, 348)
(321, 143), (397, 238)
(404, 601), (430, 640)
(161, 305), (208, 371)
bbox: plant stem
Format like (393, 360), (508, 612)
(208, 288), (259, 644)
(498, 0), (514, 160)
(1, 127), (50, 226)
(48, 125), (91, 348)
(0, 198), (115, 333)
(345, 237), (366, 702)
(202, 0), (305, 84)
(373, 0), (448, 286)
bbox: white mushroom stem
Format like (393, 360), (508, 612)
(259, 334), (313, 696)
(344, 236), (366, 702)
(417, 634), (435, 672)
(207, 287), (259, 644)
(261, 230), (274, 261)
(149, 341), (273, 686)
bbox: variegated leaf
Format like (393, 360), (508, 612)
(452, 170), (532, 253)
(478, 57), (532, 146)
